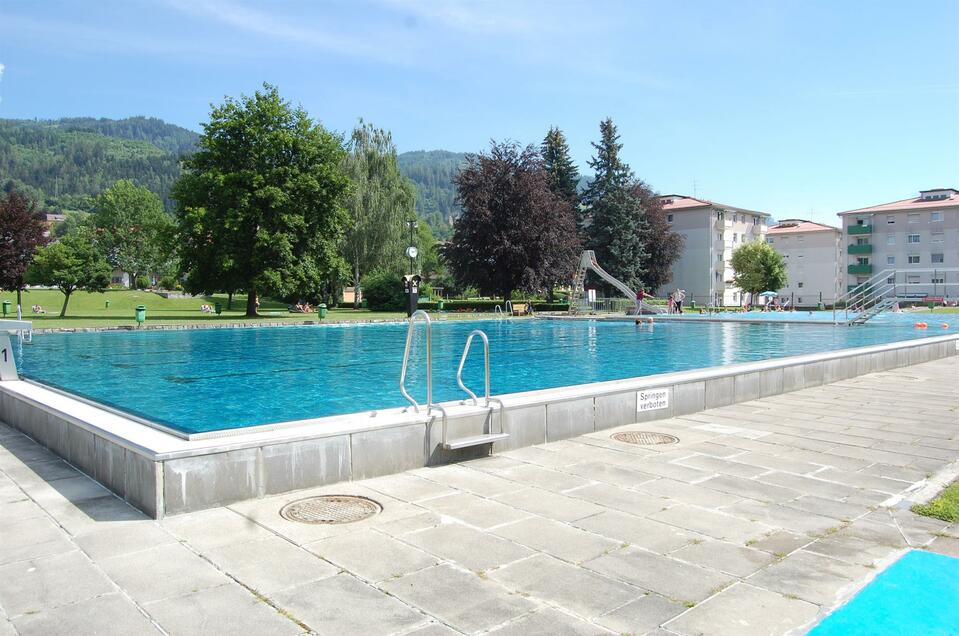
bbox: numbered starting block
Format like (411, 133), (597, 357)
(0, 320), (32, 381)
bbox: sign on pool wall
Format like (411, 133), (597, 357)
(637, 388), (669, 412)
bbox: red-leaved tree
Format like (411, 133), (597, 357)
(0, 191), (50, 312)
(445, 141), (581, 301)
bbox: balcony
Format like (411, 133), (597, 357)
(847, 263), (873, 275)
(750, 224), (763, 234)
(848, 244), (873, 254)
(848, 225), (872, 235)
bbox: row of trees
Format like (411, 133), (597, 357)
(445, 119), (684, 300)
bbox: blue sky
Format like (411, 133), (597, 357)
(1, 0), (957, 224)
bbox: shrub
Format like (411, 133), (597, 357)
(134, 275), (151, 289)
(158, 275), (180, 290)
(363, 270), (407, 311)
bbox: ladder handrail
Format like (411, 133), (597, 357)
(504, 300), (514, 320)
(399, 310), (432, 413)
(456, 330), (490, 406)
(493, 305), (504, 320)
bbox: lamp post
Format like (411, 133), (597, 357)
(404, 219), (419, 317)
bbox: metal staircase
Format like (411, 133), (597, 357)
(835, 267), (959, 325)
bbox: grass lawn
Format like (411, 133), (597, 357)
(912, 481), (959, 523)
(0, 288), (430, 329)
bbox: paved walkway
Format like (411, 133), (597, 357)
(2, 358), (959, 636)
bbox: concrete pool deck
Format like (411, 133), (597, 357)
(2, 357), (959, 635)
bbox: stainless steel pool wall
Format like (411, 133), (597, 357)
(1, 333), (956, 518)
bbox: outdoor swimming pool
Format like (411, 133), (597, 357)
(14, 318), (942, 434)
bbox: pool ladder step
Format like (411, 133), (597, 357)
(444, 432), (510, 451)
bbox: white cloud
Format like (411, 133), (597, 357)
(0, 63), (5, 103)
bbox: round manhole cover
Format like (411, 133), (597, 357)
(280, 495), (382, 524)
(611, 431), (679, 445)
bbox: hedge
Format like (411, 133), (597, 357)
(415, 300), (570, 312)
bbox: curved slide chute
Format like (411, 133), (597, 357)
(570, 251), (664, 315)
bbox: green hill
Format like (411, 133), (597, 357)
(0, 116), (469, 236)
(397, 149), (468, 238)
(0, 117), (198, 213)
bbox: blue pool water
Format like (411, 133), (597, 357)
(14, 318), (940, 434)
(808, 549), (959, 636)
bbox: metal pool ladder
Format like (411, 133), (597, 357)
(445, 329), (509, 450)
(399, 311), (448, 426)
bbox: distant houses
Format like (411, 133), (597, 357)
(766, 220), (841, 307)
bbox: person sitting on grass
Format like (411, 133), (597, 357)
(200, 304), (214, 313)
(32, 305), (46, 315)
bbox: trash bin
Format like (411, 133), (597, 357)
(105, 300), (111, 309)
(1, 301), (10, 317)
(690, 300), (696, 310)
(214, 302), (222, 315)
(437, 299), (445, 311)
(817, 302), (825, 311)
(135, 305), (146, 325)
(318, 304), (328, 319)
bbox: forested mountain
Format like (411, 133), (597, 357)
(1, 116), (469, 235)
(0, 117), (198, 213)
(397, 150), (467, 238)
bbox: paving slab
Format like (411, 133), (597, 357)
(204, 535), (339, 593)
(635, 478), (743, 508)
(362, 473), (460, 502)
(584, 547), (734, 604)
(11, 593), (161, 636)
(495, 463), (592, 492)
(491, 517), (621, 564)
(487, 607), (611, 635)
(649, 504), (771, 543)
(307, 529), (438, 583)
(144, 582), (303, 636)
(565, 482), (669, 518)
(419, 492), (531, 529)
(98, 542), (231, 604)
(492, 486), (606, 522)
(402, 522), (533, 572)
(490, 554), (640, 619)
(594, 593), (686, 635)
(664, 583), (819, 636)
(161, 507), (275, 549)
(746, 530), (811, 555)
(671, 540), (777, 577)
(272, 573), (426, 635)
(380, 564), (536, 634)
(0, 515), (76, 565)
(573, 511), (701, 553)
(746, 550), (871, 605)
(74, 521), (177, 560)
(0, 550), (114, 618)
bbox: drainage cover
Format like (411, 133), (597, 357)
(280, 495), (382, 524)
(611, 431), (679, 445)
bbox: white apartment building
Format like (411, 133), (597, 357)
(838, 188), (959, 300)
(658, 195), (770, 306)
(766, 220), (841, 307)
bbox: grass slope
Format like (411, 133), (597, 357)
(912, 481), (959, 523)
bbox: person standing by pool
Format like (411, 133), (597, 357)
(675, 289), (685, 314)
(667, 291), (675, 314)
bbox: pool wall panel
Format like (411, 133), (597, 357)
(1, 333), (957, 518)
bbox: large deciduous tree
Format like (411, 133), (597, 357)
(0, 190), (49, 312)
(730, 240), (787, 299)
(581, 118), (649, 290)
(92, 179), (173, 288)
(541, 127), (580, 203)
(445, 141), (580, 301)
(26, 229), (111, 317)
(173, 84), (349, 316)
(342, 121), (416, 308)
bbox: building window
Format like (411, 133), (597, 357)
(932, 253), (944, 264)
(753, 217), (760, 225)
(932, 276), (945, 284)
(908, 234), (920, 244)
(931, 231), (944, 243)
(887, 256), (895, 265)
(797, 235), (804, 243)
(797, 282), (804, 288)
(732, 233), (738, 242)
(717, 232), (722, 242)
(857, 257), (870, 266)
(887, 215), (895, 224)
(887, 234), (895, 246)
(907, 274), (920, 285)
(908, 254), (920, 264)
(767, 238), (774, 244)
(667, 214), (674, 223)
(908, 213), (920, 223)
(932, 211), (942, 222)
(887, 276), (895, 284)
(855, 217), (867, 226)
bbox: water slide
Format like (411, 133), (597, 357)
(572, 251), (664, 314)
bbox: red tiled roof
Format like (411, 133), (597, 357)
(768, 219), (840, 234)
(657, 194), (770, 217)
(837, 189), (959, 215)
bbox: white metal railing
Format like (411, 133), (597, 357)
(834, 268), (959, 324)
(450, 328), (505, 449)
(399, 310), (432, 413)
(493, 305), (504, 320)
(504, 300), (514, 319)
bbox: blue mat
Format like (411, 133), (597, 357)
(809, 549), (959, 636)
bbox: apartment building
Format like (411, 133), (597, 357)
(658, 195), (770, 306)
(838, 188), (959, 300)
(766, 220), (841, 307)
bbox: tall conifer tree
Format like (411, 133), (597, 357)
(541, 127), (580, 203)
